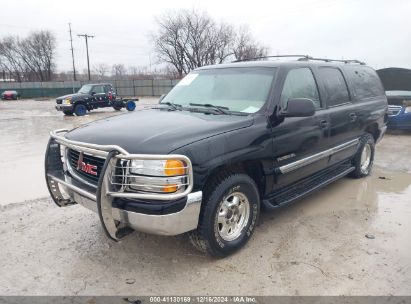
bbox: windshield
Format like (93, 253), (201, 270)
(78, 84), (93, 94)
(162, 67), (277, 114)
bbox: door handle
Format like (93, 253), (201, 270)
(319, 120), (329, 129)
(349, 113), (357, 122)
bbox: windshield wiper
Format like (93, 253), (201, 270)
(157, 102), (182, 111)
(188, 103), (230, 115)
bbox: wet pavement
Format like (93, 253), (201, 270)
(0, 99), (410, 295)
(0, 98), (158, 205)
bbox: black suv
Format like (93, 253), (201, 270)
(56, 83), (136, 116)
(45, 56), (387, 257)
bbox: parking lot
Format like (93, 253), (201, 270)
(0, 98), (410, 295)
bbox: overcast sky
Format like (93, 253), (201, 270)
(1, 0), (409, 73)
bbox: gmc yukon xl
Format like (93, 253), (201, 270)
(45, 55), (387, 257)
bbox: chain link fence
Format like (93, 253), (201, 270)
(0, 79), (179, 98)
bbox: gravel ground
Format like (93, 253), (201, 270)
(0, 98), (410, 295)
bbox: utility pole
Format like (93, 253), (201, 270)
(77, 33), (94, 81)
(68, 23), (76, 82)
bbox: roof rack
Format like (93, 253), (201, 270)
(232, 55), (366, 65)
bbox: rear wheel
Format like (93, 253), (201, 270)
(189, 172), (260, 257)
(113, 100), (123, 111)
(349, 133), (375, 178)
(126, 100), (136, 111)
(74, 104), (87, 116)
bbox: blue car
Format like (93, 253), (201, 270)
(386, 91), (411, 130)
(377, 68), (411, 130)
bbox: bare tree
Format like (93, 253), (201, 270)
(112, 64), (126, 79)
(0, 36), (26, 81)
(93, 63), (110, 79)
(0, 31), (56, 82)
(17, 30), (56, 81)
(232, 26), (267, 61)
(153, 9), (267, 76)
(153, 11), (188, 77)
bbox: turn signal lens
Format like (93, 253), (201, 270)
(162, 184), (178, 193)
(164, 160), (185, 176)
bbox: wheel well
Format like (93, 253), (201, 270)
(74, 101), (90, 111)
(365, 123), (379, 142)
(204, 161), (266, 197)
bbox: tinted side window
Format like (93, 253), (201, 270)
(104, 85), (112, 93)
(318, 67), (350, 107)
(344, 66), (384, 99)
(280, 68), (321, 109)
(93, 85), (105, 94)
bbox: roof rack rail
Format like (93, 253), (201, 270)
(232, 55), (366, 65)
(232, 55), (310, 62)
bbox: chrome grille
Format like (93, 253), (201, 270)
(50, 128), (194, 201)
(67, 149), (106, 185)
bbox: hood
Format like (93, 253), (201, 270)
(65, 109), (254, 154)
(56, 93), (89, 101)
(377, 68), (411, 91)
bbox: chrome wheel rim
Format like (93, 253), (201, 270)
(360, 143), (371, 172)
(215, 192), (250, 242)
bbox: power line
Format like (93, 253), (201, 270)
(77, 33), (95, 80)
(68, 23), (77, 82)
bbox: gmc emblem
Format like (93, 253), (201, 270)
(76, 152), (98, 176)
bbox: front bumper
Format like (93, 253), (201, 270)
(45, 129), (202, 240)
(55, 104), (73, 111)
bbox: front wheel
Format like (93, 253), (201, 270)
(349, 133), (375, 178)
(74, 104), (87, 116)
(189, 173), (260, 257)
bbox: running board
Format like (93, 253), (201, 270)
(262, 163), (355, 210)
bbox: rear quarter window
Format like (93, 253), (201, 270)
(318, 67), (350, 107)
(344, 66), (384, 99)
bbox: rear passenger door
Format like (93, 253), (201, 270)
(272, 67), (330, 189)
(317, 67), (361, 165)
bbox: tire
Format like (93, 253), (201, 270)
(349, 133), (375, 178)
(63, 110), (73, 116)
(113, 100), (123, 111)
(74, 104), (87, 116)
(126, 100), (136, 111)
(188, 172), (260, 257)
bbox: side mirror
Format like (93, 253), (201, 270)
(159, 94), (166, 102)
(91, 91), (96, 96)
(281, 98), (315, 117)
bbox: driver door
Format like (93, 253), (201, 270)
(272, 67), (330, 190)
(91, 85), (108, 107)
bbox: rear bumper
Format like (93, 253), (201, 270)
(2, 96), (14, 100)
(45, 129), (201, 239)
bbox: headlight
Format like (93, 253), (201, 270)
(405, 106), (411, 113)
(128, 159), (187, 193)
(63, 98), (71, 104)
(129, 159), (186, 176)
